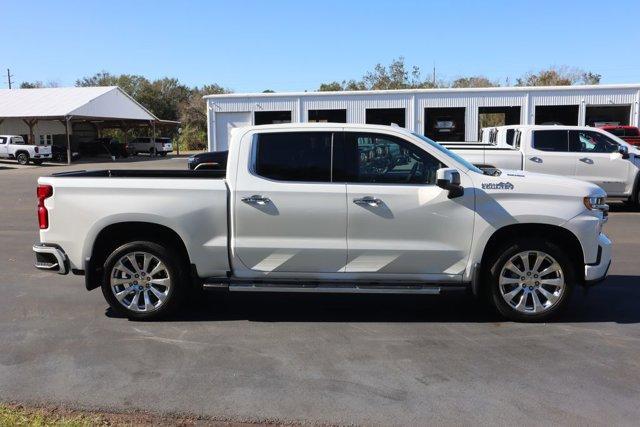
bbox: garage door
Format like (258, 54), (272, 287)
(215, 112), (252, 151)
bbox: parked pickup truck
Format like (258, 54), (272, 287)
(0, 135), (52, 165)
(445, 125), (640, 205)
(32, 123), (611, 322)
(599, 125), (640, 147)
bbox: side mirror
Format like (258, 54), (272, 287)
(619, 145), (630, 159)
(436, 168), (464, 199)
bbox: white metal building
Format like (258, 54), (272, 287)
(204, 84), (640, 151)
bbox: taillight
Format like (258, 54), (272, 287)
(37, 184), (53, 229)
(34, 146), (39, 153)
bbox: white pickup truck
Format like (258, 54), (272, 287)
(445, 125), (640, 205)
(32, 123), (611, 322)
(0, 135), (52, 165)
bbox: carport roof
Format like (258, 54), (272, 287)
(0, 86), (159, 121)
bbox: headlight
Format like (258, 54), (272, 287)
(583, 196), (608, 211)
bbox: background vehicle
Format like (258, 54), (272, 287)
(187, 150), (228, 170)
(128, 137), (173, 156)
(33, 124), (610, 322)
(445, 125), (640, 204)
(599, 125), (640, 147)
(0, 135), (51, 165)
(51, 145), (80, 163)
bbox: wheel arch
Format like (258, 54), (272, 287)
(15, 149), (30, 159)
(477, 223), (585, 295)
(85, 221), (192, 291)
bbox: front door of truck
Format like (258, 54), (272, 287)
(233, 130), (347, 275)
(524, 130), (577, 177)
(341, 132), (475, 278)
(570, 130), (630, 196)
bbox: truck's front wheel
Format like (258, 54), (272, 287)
(101, 241), (186, 320)
(487, 239), (575, 322)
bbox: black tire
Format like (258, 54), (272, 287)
(16, 152), (29, 165)
(159, 151), (167, 157)
(149, 148), (156, 157)
(32, 159), (43, 165)
(486, 238), (576, 322)
(101, 241), (187, 320)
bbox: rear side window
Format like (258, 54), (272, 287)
(505, 129), (515, 146)
(0, 137), (6, 144)
(532, 130), (568, 152)
(254, 132), (332, 182)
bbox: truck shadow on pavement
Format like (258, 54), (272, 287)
(105, 274), (639, 323)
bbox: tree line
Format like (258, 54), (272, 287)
(19, 58), (601, 150)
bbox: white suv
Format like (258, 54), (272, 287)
(128, 137), (173, 157)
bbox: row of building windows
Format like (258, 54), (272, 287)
(251, 105), (632, 142)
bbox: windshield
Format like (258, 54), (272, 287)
(411, 133), (484, 174)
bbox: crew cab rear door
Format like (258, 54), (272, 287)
(232, 130), (347, 275)
(523, 130), (577, 177)
(340, 131), (475, 278)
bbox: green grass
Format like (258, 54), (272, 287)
(0, 404), (102, 427)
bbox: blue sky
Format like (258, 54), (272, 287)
(3, 0), (639, 92)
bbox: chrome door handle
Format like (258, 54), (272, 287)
(353, 196), (383, 207)
(241, 194), (271, 205)
(529, 156), (543, 163)
(579, 157), (594, 164)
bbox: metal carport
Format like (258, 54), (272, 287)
(0, 86), (178, 164)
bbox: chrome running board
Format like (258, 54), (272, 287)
(203, 282), (466, 295)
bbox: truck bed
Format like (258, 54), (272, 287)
(38, 169), (230, 278)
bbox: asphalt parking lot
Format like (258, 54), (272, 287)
(1, 156), (639, 425)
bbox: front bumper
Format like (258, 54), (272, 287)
(584, 233), (612, 285)
(33, 243), (68, 274)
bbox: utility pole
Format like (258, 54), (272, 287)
(432, 62), (436, 87)
(6, 69), (13, 89)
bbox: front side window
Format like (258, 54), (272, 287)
(254, 132), (332, 182)
(532, 130), (568, 152)
(570, 131), (619, 153)
(0, 137), (6, 145)
(340, 133), (443, 184)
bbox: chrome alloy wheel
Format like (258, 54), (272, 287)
(110, 251), (171, 313)
(498, 250), (566, 315)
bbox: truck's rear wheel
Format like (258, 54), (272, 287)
(16, 152), (29, 165)
(487, 239), (575, 322)
(101, 241), (186, 320)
